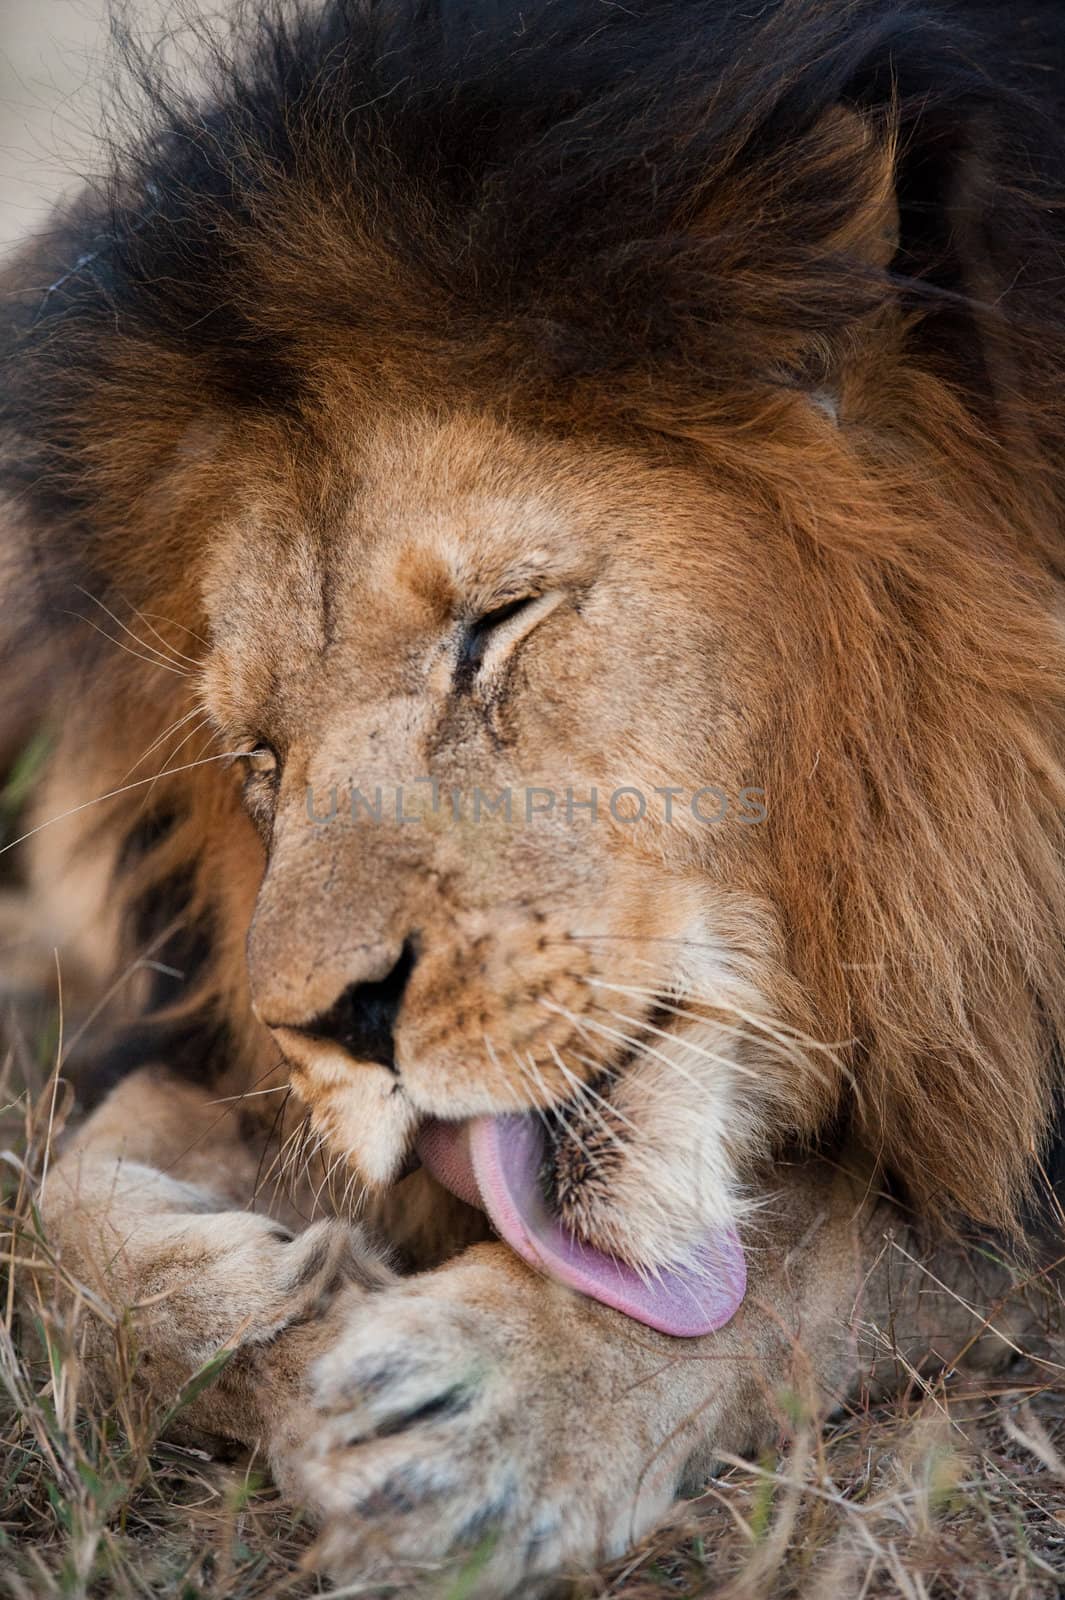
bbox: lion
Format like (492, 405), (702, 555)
(3, 0), (1065, 1590)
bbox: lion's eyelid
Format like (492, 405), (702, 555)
(459, 589), (564, 680)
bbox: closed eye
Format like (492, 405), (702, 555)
(458, 591), (559, 683)
(237, 740), (282, 835)
(242, 741), (280, 780)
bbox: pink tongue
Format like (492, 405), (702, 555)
(416, 1114), (746, 1337)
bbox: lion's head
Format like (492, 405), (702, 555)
(208, 406), (807, 1299)
(5, 0), (1065, 1318)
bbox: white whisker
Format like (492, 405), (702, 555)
(205, 1083), (292, 1105)
(547, 1043), (635, 1144)
(0, 751), (243, 859)
(540, 996), (744, 1099)
(584, 976), (846, 1060)
(130, 605), (204, 667)
(587, 999), (765, 1085)
(144, 721), (219, 805)
(140, 609), (209, 651)
(122, 706), (203, 781)
(521, 1048), (603, 1171)
(65, 609), (190, 675)
(483, 1034), (534, 1113)
(73, 585), (197, 673)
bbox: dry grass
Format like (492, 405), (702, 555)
(2, 1030), (1064, 1600)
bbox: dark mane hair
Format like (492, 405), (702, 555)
(5, 0), (1065, 562)
(4, 0), (1065, 1229)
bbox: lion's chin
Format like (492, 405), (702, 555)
(417, 1114), (746, 1337)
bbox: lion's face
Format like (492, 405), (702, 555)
(201, 410), (803, 1273)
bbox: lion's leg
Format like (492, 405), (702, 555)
(38, 1066), (396, 1449)
(286, 1157), (1029, 1593)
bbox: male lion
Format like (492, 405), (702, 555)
(3, 0), (1064, 1591)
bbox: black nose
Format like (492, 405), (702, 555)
(298, 939), (417, 1070)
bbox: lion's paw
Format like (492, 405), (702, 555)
(294, 1251), (682, 1596)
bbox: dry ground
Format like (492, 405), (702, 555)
(2, 5), (1065, 1597)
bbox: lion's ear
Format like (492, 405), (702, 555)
(806, 106), (899, 423)
(825, 105), (900, 274)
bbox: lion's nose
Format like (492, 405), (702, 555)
(280, 938), (418, 1071)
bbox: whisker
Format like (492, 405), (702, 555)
(587, 998), (765, 1085)
(0, 751), (244, 859)
(509, 1048), (567, 1140)
(521, 1048), (602, 1170)
(124, 707), (202, 773)
(584, 977), (848, 1056)
(308, 1153), (334, 1219)
(259, 1104), (312, 1200)
(129, 605), (204, 667)
(144, 720), (218, 806)
(561, 933), (758, 951)
(567, 1044), (623, 1082)
(140, 608), (210, 651)
(293, 1130), (327, 1202)
(540, 997), (740, 1103)
(594, 961), (855, 1091)
(325, 1153), (347, 1218)
(252, 1084), (296, 1214)
(206, 1082), (292, 1106)
(73, 585), (196, 673)
(483, 1034), (537, 1114)
(546, 1043), (636, 1144)
(591, 986), (801, 1068)
(122, 706), (204, 781)
(64, 609), (190, 676)
(339, 1163), (365, 1224)
(59, 920), (189, 1061)
(622, 960), (841, 1046)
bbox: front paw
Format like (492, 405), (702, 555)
(295, 1247), (687, 1596)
